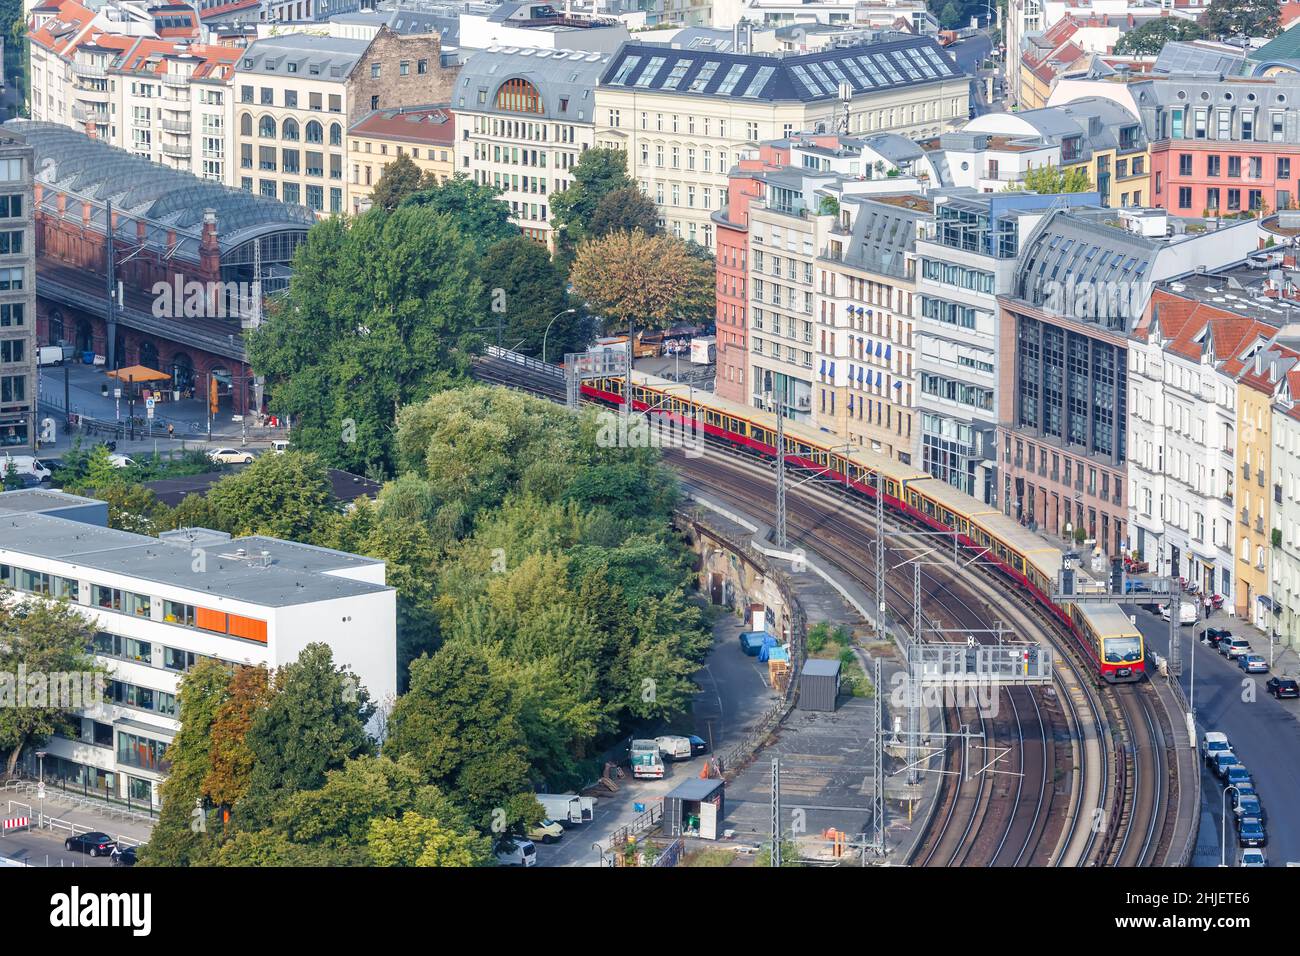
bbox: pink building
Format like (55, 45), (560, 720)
(711, 144), (788, 404)
(1152, 140), (1298, 218)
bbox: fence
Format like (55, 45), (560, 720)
(3, 800), (143, 857)
(3, 774), (158, 824)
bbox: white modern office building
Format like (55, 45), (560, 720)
(0, 488), (397, 808)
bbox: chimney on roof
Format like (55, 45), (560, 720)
(200, 208), (220, 280)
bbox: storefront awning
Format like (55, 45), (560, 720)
(106, 365), (171, 383)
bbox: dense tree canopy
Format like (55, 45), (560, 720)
(1113, 17), (1205, 55)
(478, 236), (587, 360)
(1203, 0), (1279, 39)
(248, 205), (485, 476)
(569, 229), (714, 335)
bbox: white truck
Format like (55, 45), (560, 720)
(656, 735), (693, 762)
(536, 794), (595, 826)
(630, 738), (665, 779)
(37, 346), (67, 367)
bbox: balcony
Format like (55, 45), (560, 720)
(161, 142), (191, 159)
(161, 119), (191, 134)
(72, 62), (107, 79)
(161, 73), (189, 88)
(71, 105), (108, 124)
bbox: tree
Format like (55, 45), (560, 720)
(70, 482), (165, 536)
(205, 449), (335, 540)
(1113, 18), (1205, 56)
(248, 205), (485, 476)
(0, 600), (102, 776)
(938, 1), (963, 30)
(238, 643), (375, 828)
(1013, 164), (1093, 195)
(400, 174), (518, 250)
(478, 237), (584, 359)
(138, 659), (233, 867)
(588, 187), (662, 239)
(384, 643), (533, 829)
(550, 148), (637, 241)
(203, 665), (272, 813)
(368, 153), (429, 213)
(569, 230), (714, 334)
(368, 811), (493, 866)
(1203, 0), (1280, 39)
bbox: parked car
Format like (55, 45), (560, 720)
(1237, 816), (1267, 848)
(65, 832), (117, 857)
(656, 735), (694, 762)
(494, 838), (537, 867)
(1204, 627), (1233, 650)
(1238, 654), (1269, 674)
(1233, 794), (1267, 826)
(1266, 677), (1300, 699)
(2, 471), (42, 488)
(1240, 848), (1267, 867)
(1224, 764), (1253, 790)
(109, 845), (137, 867)
(1221, 637), (1252, 659)
(688, 734), (709, 756)
(108, 454), (135, 468)
(209, 447), (255, 465)
(270, 440), (290, 454)
(1211, 751), (1240, 780)
(1201, 731), (1232, 765)
(1231, 782), (1258, 807)
(526, 819), (564, 845)
(1160, 601), (1198, 625)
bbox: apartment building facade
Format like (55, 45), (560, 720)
(233, 28), (457, 213)
(1126, 291), (1272, 611)
(713, 154), (773, 405)
(453, 47), (609, 245)
(0, 131), (35, 455)
(0, 490), (397, 808)
(817, 192), (923, 463)
(595, 36), (970, 249)
(1272, 361), (1300, 650)
(347, 105), (455, 215)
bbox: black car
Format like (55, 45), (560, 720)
(65, 832), (116, 857)
(688, 734), (709, 757)
(1267, 677), (1300, 699)
(1204, 627), (1233, 650)
(110, 846), (137, 867)
(2, 472), (42, 489)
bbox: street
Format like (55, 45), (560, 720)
(0, 829), (118, 868)
(1132, 608), (1300, 866)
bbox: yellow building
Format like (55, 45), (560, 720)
(1235, 348), (1285, 628)
(347, 106), (455, 215)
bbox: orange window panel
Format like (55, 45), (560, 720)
(195, 607), (228, 633)
(228, 614), (267, 644)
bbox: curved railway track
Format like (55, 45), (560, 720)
(471, 354), (1176, 867)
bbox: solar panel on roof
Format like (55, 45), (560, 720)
(688, 60), (720, 92)
(661, 57), (691, 89)
(741, 64), (774, 97)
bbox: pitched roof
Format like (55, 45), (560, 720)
(347, 105), (456, 146)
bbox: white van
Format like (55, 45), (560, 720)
(495, 838), (537, 867)
(270, 440), (290, 454)
(656, 735), (693, 762)
(0, 455), (51, 481)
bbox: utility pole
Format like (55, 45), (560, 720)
(874, 472), (884, 637)
(775, 390), (787, 548)
(870, 655), (885, 860)
(105, 199), (117, 372)
(907, 562), (921, 785)
(770, 757), (782, 868)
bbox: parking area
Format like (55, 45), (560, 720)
(532, 611), (777, 867)
(0, 828), (118, 868)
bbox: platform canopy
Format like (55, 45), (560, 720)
(106, 366), (171, 383)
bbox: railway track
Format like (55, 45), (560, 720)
(470, 354), (1176, 867)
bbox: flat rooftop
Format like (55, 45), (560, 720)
(0, 487), (103, 515)
(1160, 254), (1300, 328)
(0, 510), (390, 608)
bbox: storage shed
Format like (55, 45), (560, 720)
(798, 658), (841, 712)
(662, 778), (725, 840)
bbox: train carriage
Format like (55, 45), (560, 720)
(578, 370), (1141, 683)
(1070, 603), (1145, 683)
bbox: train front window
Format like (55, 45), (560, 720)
(1103, 636), (1142, 663)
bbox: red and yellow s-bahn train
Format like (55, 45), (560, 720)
(582, 370), (1145, 683)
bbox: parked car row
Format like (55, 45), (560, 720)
(494, 793), (600, 866)
(1201, 732), (1268, 855)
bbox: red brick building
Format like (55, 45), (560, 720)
(16, 120), (313, 415)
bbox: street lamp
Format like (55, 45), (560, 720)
(35, 751), (46, 829)
(542, 308), (578, 365)
(1221, 783), (1241, 867)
